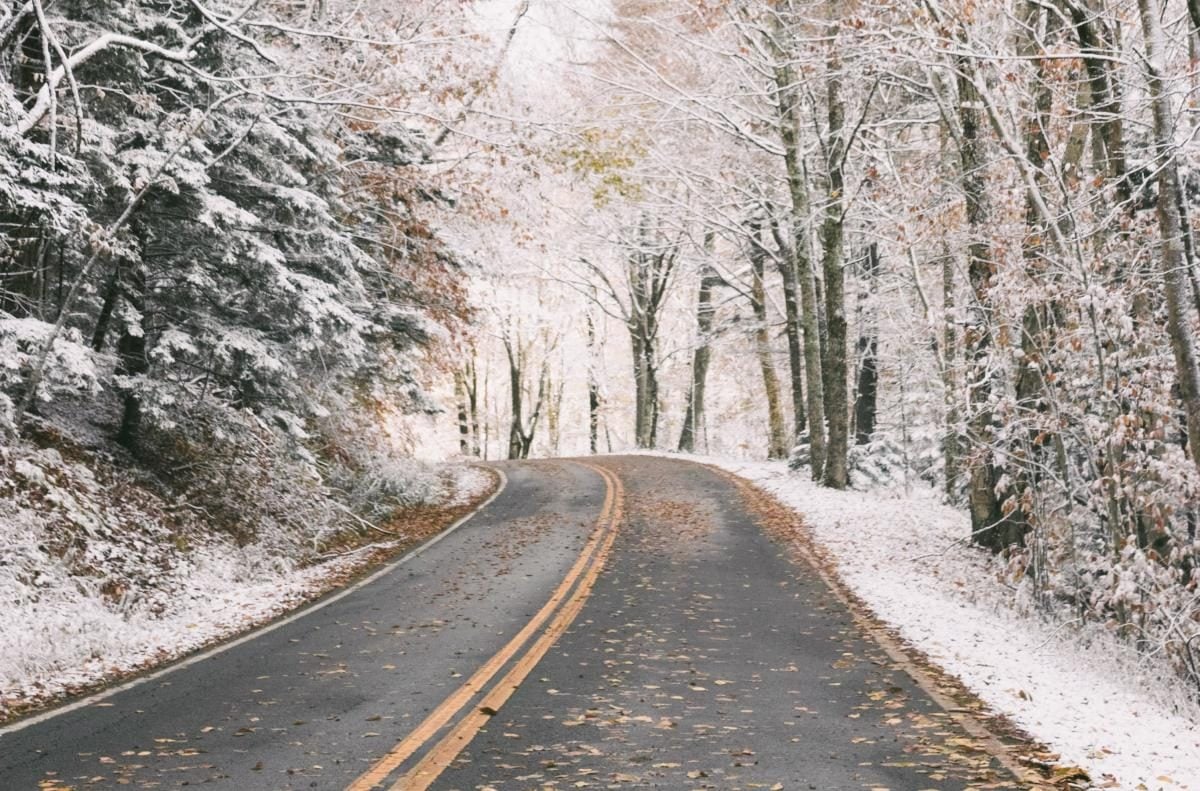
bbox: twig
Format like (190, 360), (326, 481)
(331, 501), (401, 537)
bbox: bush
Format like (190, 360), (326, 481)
(137, 402), (342, 555)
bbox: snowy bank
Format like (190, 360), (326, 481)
(0, 447), (495, 724)
(669, 453), (1200, 791)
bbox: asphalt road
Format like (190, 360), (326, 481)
(0, 456), (1025, 790)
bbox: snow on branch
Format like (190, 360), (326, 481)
(15, 32), (198, 136)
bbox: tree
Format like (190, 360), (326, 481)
(679, 256), (722, 453)
(1, 0), (475, 453)
(953, 51), (1026, 550)
(501, 318), (555, 460)
(853, 244), (880, 445)
(583, 222), (679, 449)
(818, 2), (851, 488)
(767, 8), (827, 479)
(748, 218), (789, 459)
(1137, 0), (1200, 471)
(587, 305), (603, 454)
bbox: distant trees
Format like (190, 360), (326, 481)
(567, 0), (1200, 686)
(580, 223), (679, 450)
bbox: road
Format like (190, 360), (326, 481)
(0, 456), (1027, 790)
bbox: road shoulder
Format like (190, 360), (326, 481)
(706, 461), (1095, 791)
(0, 464), (504, 731)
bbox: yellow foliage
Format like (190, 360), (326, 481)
(558, 128), (647, 206)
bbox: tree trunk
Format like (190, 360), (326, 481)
(941, 250), (961, 499)
(772, 42), (826, 479)
(1064, 0), (1140, 543)
(648, 357), (660, 448)
(1008, 0), (1054, 537)
(91, 265), (120, 351)
(820, 19), (849, 489)
(589, 378), (601, 454)
(1137, 0), (1200, 470)
(467, 358), (480, 457)
(639, 336), (659, 449)
(749, 224), (789, 459)
(956, 59), (1025, 551)
(505, 340), (547, 461)
(774, 219), (807, 438)
(481, 363), (491, 461)
(507, 353), (523, 460)
(679, 267), (717, 453)
(853, 244), (880, 445)
(623, 237), (672, 450)
(116, 266), (148, 451)
(521, 361), (549, 459)
(547, 376), (563, 456)
(587, 310), (601, 454)
(1061, 0), (1128, 200)
(455, 370), (470, 455)
(631, 330), (655, 448)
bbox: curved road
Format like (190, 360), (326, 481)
(0, 457), (1026, 790)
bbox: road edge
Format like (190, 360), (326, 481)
(0, 464), (508, 738)
(355, 460), (625, 790)
(699, 460), (1068, 790)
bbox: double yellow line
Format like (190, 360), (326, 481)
(345, 461), (624, 791)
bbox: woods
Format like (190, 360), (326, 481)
(444, 0), (1200, 693)
(5, 0), (1200, 706)
(0, 1), (488, 550)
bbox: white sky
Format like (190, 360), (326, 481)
(472, 0), (613, 105)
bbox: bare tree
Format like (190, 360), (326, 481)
(500, 320), (557, 460)
(767, 10), (827, 478)
(853, 244), (880, 445)
(583, 222), (679, 448)
(1137, 0), (1200, 471)
(748, 219), (789, 459)
(679, 260), (722, 453)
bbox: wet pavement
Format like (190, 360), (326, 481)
(0, 457), (1025, 790)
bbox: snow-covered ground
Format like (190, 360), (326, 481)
(664, 453), (1200, 791)
(443, 464), (495, 507)
(0, 453), (494, 723)
(0, 540), (375, 719)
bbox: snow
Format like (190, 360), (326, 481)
(0, 316), (101, 401)
(659, 452), (1200, 791)
(0, 540), (371, 715)
(443, 464), (495, 507)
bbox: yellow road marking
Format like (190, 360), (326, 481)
(345, 461), (622, 791)
(395, 462), (624, 790)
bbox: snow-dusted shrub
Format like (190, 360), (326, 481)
(0, 317), (101, 406)
(315, 407), (441, 524)
(136, 402), (343, 555)
(791, 434), (934, 492)
(787, 432), (812, 470)
(0, 444), (187, 613)
(326, 448), (441, 522)
(848, 438), (908, 489)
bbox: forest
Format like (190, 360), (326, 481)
(2, 0), (1200, 765)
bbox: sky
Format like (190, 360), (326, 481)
(477, 0), (613, 105)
